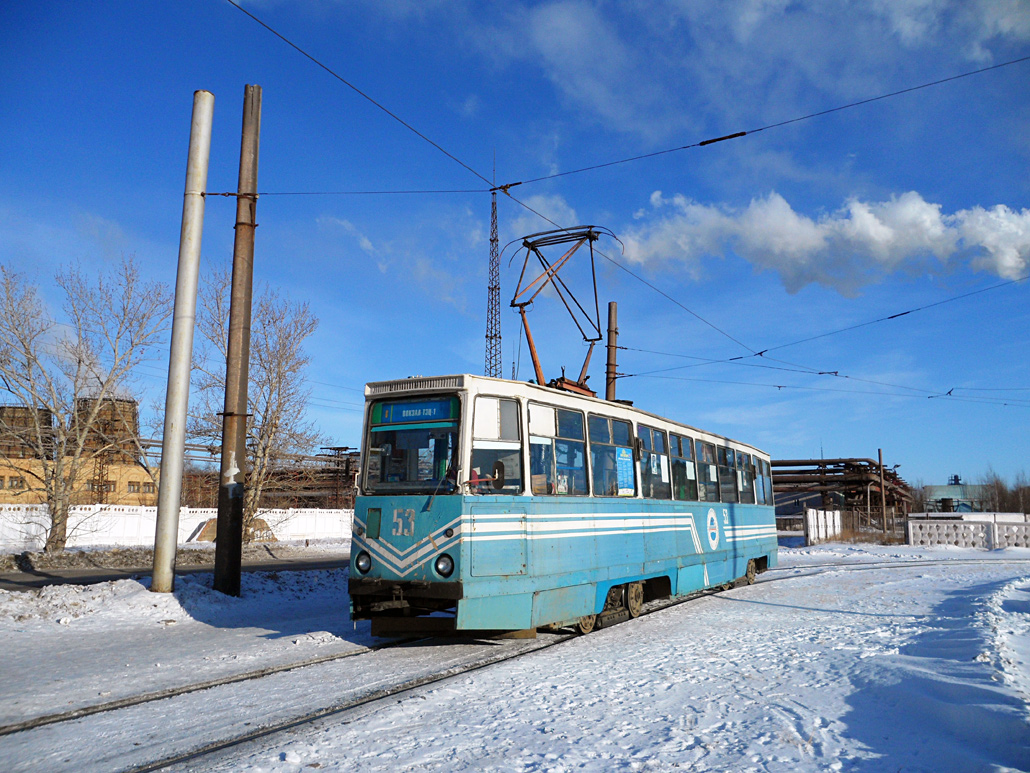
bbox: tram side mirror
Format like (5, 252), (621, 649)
(492, 460), (506, 490)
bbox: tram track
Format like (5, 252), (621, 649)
(761, 555), (1030, 577)
(0, 635), (428, 738)
(134, 554), (1030, 772)
(122, 630), (579, 773)
(6, 554), (1029, 772)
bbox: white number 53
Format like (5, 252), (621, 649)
(391, 508), (416, 537)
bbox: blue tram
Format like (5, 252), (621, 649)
(349, 374), (777, 636)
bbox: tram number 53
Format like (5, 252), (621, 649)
(392, 508), (416, 537)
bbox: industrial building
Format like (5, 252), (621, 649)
(921, 475), (990, 513)
(772, 456), (913, 534)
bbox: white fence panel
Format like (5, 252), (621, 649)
(804, 508), (842, 545)
(908, 515), (1030, 549)
(0, 505), (49, 552)
(0, 505), (353, 552)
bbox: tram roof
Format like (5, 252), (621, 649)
(364, 374), (768, 459)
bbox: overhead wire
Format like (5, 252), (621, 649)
(620, 346), (1030, 404)
(222, 0), (1027, 411)
(500, 193), (1030, 408)
(639, 373), (1030, 408)
(496, 55), (1030, 190)
(205, 189), (489, 197)
(616, 269), (1029, 395)
(502, 191), (757, 354)
(222, 0), (492, 188)
(747, 274), (1029, 357)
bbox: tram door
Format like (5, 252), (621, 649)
(469, 506), (527, 576)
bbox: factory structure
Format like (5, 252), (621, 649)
(0, 399), (357, 510)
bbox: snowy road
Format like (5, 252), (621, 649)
(1, 545), (1028, 772)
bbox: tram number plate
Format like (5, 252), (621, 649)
(392, 508), (416, 537)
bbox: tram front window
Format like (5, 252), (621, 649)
(364, 397), (460, 494)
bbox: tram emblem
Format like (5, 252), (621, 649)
(706, 508), (719, 550)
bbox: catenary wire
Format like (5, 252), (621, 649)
(222, 0), (492, 188)
(205, 189), (490, 196)
(497, 55), (1030, 190)
(221, 0), (1023, 379)
(142, 8), (1030, 409)
(748, 274), (1029, 357)
(500, 193), (1030, 408)
(502, 191), (757, 354)
(620, 348), (1030, 406)
(638, 373), (1030, 407)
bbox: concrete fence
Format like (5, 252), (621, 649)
(0, 504), (354, 553)
(804, 508), (842, 545)
(907, 513), (1030, 549)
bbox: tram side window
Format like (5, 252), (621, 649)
(718, 446), (739, 503)
(738, 451), (756, 504)
(697, 441), (720, 502)
(528, 403), (587, 495)
(754, 456), (767, 505)
(763, 459), (775, 505)
(640, 426), (672, 499)
(589, 415), (636, 497)
(670, 433), (699, 501)
(470, 396), (523, 494)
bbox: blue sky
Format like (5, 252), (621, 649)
(1, 1), (1028, 486)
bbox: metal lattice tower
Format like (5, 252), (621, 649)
(484, 190), (502, 377)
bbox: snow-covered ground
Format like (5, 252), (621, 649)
(0, 544), (1028, 772)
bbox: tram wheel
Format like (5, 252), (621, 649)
(626, 582), (644, 618)
(745, 559), (757, 585)
(576, 614), (598, 634)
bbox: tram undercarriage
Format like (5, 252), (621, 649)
(351, 565), (761, 639)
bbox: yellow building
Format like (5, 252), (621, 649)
(0, 401), (159, 507)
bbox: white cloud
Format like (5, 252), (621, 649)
(959, 204), (1030, 278)
(318, 216), (375, 255)
(870, 0), (948, 46)
(462, 95), (479, 118)
(623, 190), (1030, 293)
(504, 193), (579, 245)
(959, 0), (1030, 61)
(522, 1), (673, 138)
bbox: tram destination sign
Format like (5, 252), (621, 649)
(372, 397), (459, 426)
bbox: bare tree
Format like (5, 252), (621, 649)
(976, 469), (1030, 514)
(909, 479), (925, 513)
(977, 468), (1006, 512)
(190, 267), (326, 538)
(1012, 472), (1029, 514)
(0, 257), (170, 551)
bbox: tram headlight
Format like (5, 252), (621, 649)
(434, 553), (454, 578)
(355, 551), (372, 574)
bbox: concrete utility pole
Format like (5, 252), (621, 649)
(153, 90), (214, 594)
(605, 302), (618, 401)
(214, 84), (261, 597)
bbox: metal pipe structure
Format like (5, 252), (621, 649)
(878, 448), (887, 536)
(214, 84), (261, 597)
(520, 307), (546, 387)
(605, 302), (618, 401)
(771, 456), (912, 524)
(152, 90), (214, 594)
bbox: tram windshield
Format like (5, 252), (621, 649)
(364, 396), (460, 495)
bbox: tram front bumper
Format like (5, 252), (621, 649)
(349, 578), (464, 619)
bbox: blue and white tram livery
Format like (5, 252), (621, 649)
(349, 374), (777, 636)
